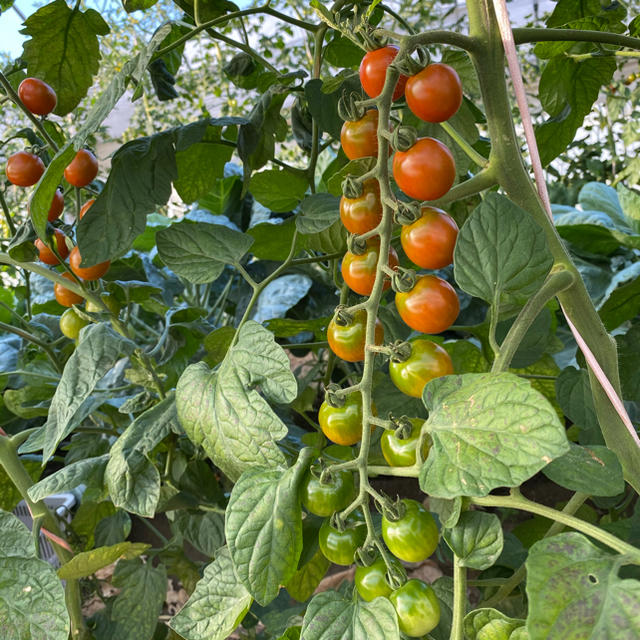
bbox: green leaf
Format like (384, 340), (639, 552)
(430, 497), (463, 529)
(597, 262), (640, 330)
(0, 460), (41, 511)
(617, 183), (640, 233)
(305, 75), (362, 139)
(443, 340), (489, 374)
(555, 367), (601, 444)
(105, 393), (179, 517)
(464, 608), (526, 640)
(57, 542), (149, 579)
(171, 510), (225, 557)
(578, 182), (627, 227)
(296, 193), (341, 234)
(443, 511), (503, 570)
(542, 443), (624, 497)
(176, 321), (296, 481)
(420, 373), (569, 498)
(203, 326), (236, 366)
(454, 194), (553, 310)
(301, 590), (400, 640)
(430, 576), (455, 640)
(28, 454), (108, 502)
(71, 500), (116, 550)
(156, 220), (253, 284)
(169, 547), (252, 640)
(226, 450), (311, 605)
(252, 274), (312, 324)
(326, 157), (376, 196)
(285, 547), (330, 602)
(21, 0), (109, 115)
(0, 511), (70, 639)
(20, 324), (135, 461)
(248, 218), (297, 261)
(249, 168), (309, 212)
(301, 219), (348, 254)
(617, 323), (640, 405)
(526, 532), (640, 639)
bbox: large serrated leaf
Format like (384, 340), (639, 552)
(454, 194), (553, 310)
(156, 220), (253, 283)
(443, 511), (503, 570)
(301, 590), (400, 640)
(419, 373), (569, 498)
(526, 532), (640, 639)
(169, 547), (252, 640)
(250, 168), (309, 212)
(464, 608), (526, 640)
(171, 511), (225, 557)
(296, 193), (341, 234)
(176, 321), (296, 481)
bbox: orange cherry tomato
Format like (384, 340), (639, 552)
(47, 189), (65, 222)
(6, 151), (45, 187)
(327, 309), (384, 362)
(54, 273), (83, 307)
(341, 110), (379, 161)
(359, 45), (408, 101)
(79, 199), (95, 220)
(18, 77), (57, 116)
(396, 275), (459, 334)
(405, 63), (463, 123)
(400, 207), (459, 270)
(341, 238), (399, 296)
(64, 149), (98, 187)
(34, 229), (69, 265)
(340, 180), (383, 235)
(393, 138), (455, 201)
(319, 391), (376, 446)
(69, 246), (110, 281)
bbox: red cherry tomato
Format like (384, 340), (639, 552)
(359, 46), (408, 101)
(395, 275), (459, 334)
(5, 151), (45, 187)
(54, 273), (83, 307)
(69, 246), (110, 281)
(341, 238), (399, 296)
(405, 63), (463, 123)
(400, 207), (459, 270)
(340, 180), (383, 235)
(78, 199), (95, 220)
(389, 338), (454, 399)
(340, 110), (378, 161)
(64, 149), (98, 188)
(327, 309), (384, 363)
(34, 229), (69, 265)
(18, 77), (57, 116)
(393, 138), (455, 201)
(47, 189), (65, 222)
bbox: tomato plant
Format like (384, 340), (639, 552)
(327, 309), (383, 362)
(17, 77), (57, 115)
(339, 179), (383, 235)
(340, 109), (379, 160)
(64, 149), (98, 187)
(359, 46), (408, 101)
(400, 206), (458, 270)
(405, 63), (463, 123)
(34, 229), (69, 265)
(382, 499), (439, 563)
(341, 238), (399, 296)
(5, 150), (45, 186)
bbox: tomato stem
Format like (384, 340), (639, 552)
(450, 554), (467, 640)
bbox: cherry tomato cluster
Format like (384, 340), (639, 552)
(5, 78), (109, 331)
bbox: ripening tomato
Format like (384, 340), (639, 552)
(389, 579), (441, 637)
(341, 239), (399, 297)
(318, 391), (376, 446)
(18, 77), (57, 116)
(54, 273), (83, 307)
(359, 46), (408, 101)
(354, 556), (395, 602)
(69, 246), (110, 281)
(395, 275), (459, 334)
(381, 418), (430, 466)
(6, 151), (45, 187)
(45, 189), (65, 222)
(78, 199), (95, 220)
(59, 308), (89, 340)
(85, 293), (121, 315)
(382, 499), (439, 563)
(301, 467), (356, 517)
(405, 63), (463, 123)
(340, 180), (383, 235)
(64, 149), (98, 187)
(34, 229), (70, 265)
(327, 309), (384, 362)
(389, 338), (453, 399)
(400, 207), (459, 270)
(318, 517), (366, 566)
(393, 138), (455, 201)
(340, 110), (379, 160)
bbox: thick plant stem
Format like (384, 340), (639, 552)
(466, 0), (640, 493)
(492, 268), (575, 372)
(0, 437), (89, 639)
(471, 492), (640, 561)
(513, 27), (640, 50)
(450, 554), (466, 640)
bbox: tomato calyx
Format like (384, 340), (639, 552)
(324, 383), (346, 408)
(388, 340), (413, 363)
(347, 234), (369, 255)
(394, 201), (422, 226)
(389, 415), (415, 441)
(393, 46), (430, 77)
(341, 175), (365, 200)
(391, 126), (418, 153)
(337, 92), (366, 123)
(390, 267), (416, 293)
(381, 496), (407, 523)
(332, 304), (353, 327)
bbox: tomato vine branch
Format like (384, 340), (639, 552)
(512, 27), (640, 51)
(450, 554), (467, 640)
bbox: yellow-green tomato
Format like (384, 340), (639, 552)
(59, 308), (89, 340)
(389, 579), (441, 637)
(382, 499), (439, 563)
(85, 293), (121, 315)
(380, 418), (430, 467)
(354, 556), (394, 601)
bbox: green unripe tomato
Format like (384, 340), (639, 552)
(380, 418), (430, 467)
(301, 468), (356, 517)
(382, 499), (439, 563)
(318, 517), (366, 566)
(86, 293), (121, 315)
(59, 308), (89, 340)
(389, 579), (441, 637)
(354, 556), (394, 601)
